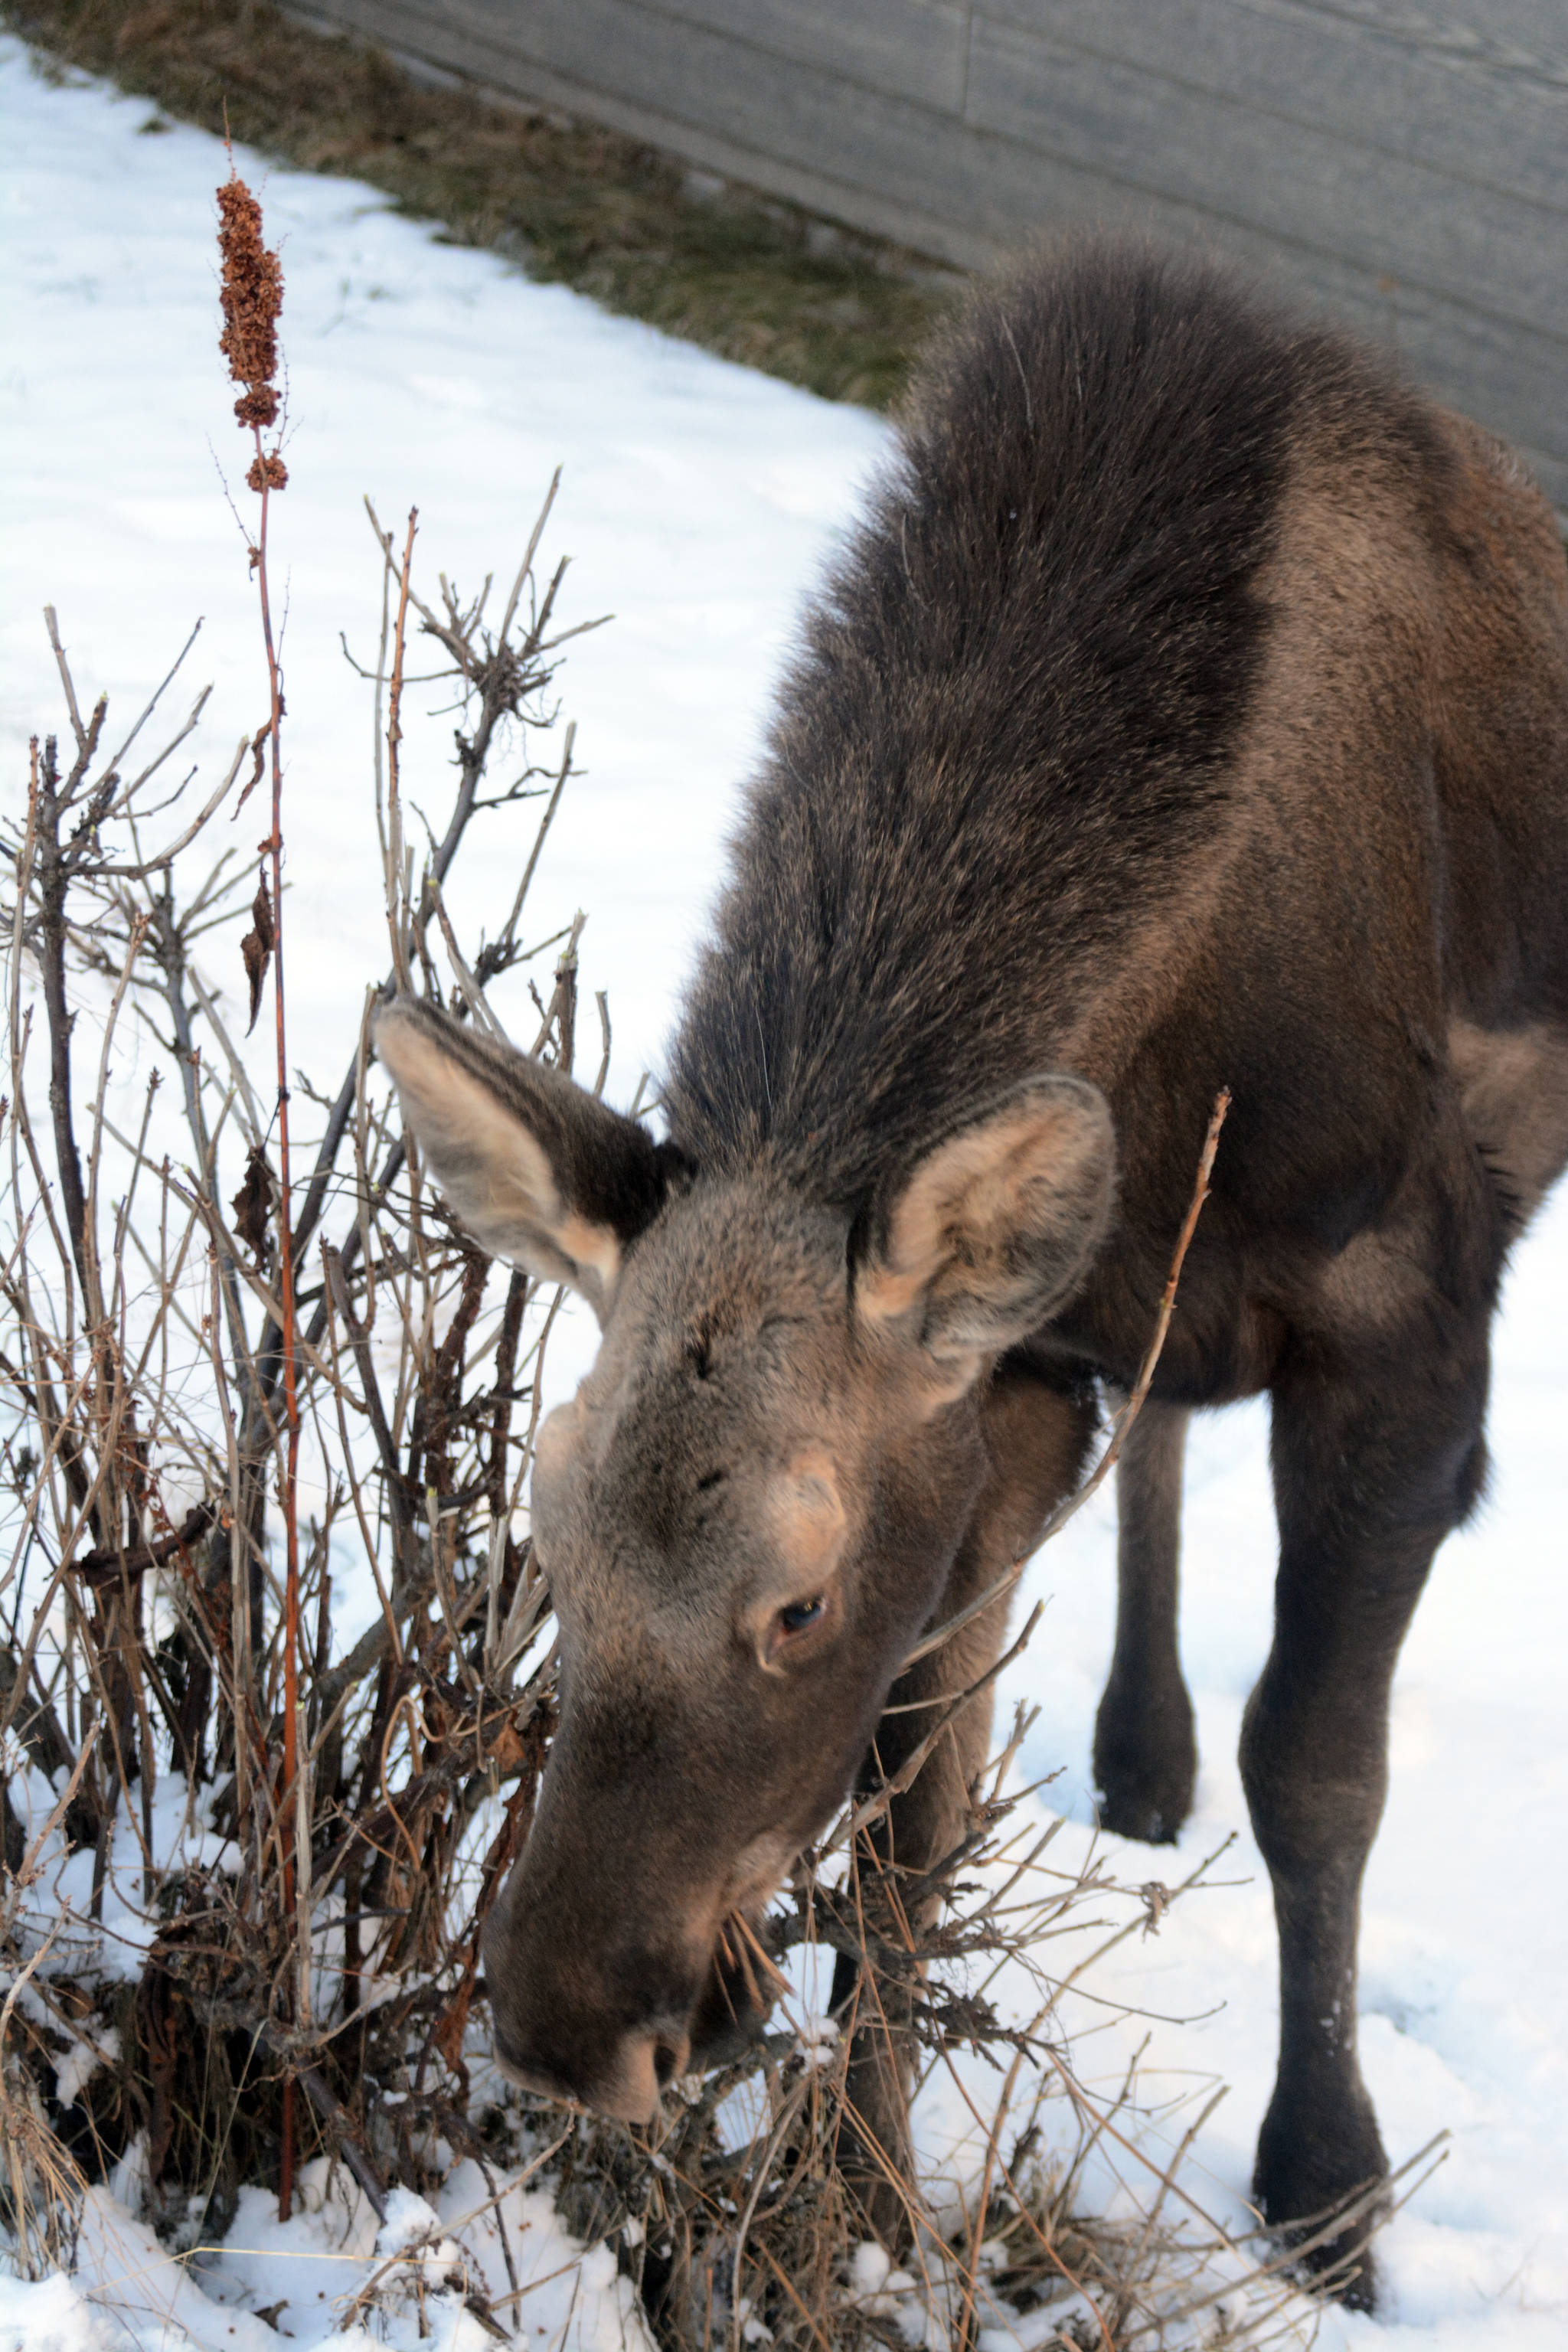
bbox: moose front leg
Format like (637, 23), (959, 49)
(1243, 1328), (1490, 2308)
(1093, 1397), (1196, 1842)
(832, 1365), (1098, 2247)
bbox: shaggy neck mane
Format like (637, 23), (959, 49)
(661, 243), (1443, 1213)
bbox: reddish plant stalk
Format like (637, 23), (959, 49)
(249, 441), (303, 2220)
(219, 159), (302, 2220)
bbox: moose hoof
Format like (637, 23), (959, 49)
(1094, 1770), (1191, 1846)
(1092, 1681), (1197, 1845)
(1253, 2098), (1390, 2311)
(1268, 2212), (1383, 2314)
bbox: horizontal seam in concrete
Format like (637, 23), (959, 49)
(982, 19), (1568, 224)
(1246, 0), (1568, 93)
(956, 125), (1568, 348)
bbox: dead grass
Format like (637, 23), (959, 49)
(2, 0), (959, 407)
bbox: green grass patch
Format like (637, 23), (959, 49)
(5, 0), (960, 407)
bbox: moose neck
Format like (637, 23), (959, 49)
(655, 252), (1382, 1209)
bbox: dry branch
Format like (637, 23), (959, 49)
(2, 440), (590, 2298)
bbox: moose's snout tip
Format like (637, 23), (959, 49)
(491, 2025), (689, 2125)
(599, 2027), (691, 2122)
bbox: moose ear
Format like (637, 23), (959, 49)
(856, 1077), (1115, 1372)
(372, 998), (671, 1321)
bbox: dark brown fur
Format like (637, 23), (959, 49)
(375, 242), (1568, 2309)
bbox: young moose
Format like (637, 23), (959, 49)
(376, 243), (1568, 2305)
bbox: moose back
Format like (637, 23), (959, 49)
(376, 242), (1568, 2307)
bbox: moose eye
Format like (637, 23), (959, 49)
(776, 1594), (827, 1638)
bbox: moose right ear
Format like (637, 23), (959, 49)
(856, 1074), (1115, 1380)
(372, 998), (673, 1321)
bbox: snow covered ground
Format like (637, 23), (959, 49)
(3, 34), (1566, 2350)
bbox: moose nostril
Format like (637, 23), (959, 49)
(652, 2038), (682, 2089)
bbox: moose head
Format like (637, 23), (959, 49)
(374, 996), (1114, 2121)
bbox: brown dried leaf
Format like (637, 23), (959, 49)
(432, 1976), (473, 2089)
(231, 1142), (276, 1268)
(234, 717), (270, 819)
(240, 873), (274, 1035)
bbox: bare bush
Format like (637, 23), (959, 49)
(1, 443), (590, 2202)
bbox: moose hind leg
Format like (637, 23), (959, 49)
(1243, 1324), (1490, 2308)
(1093, 1399), (1197, 1843)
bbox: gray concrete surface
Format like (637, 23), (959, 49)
(295, 1), (1568, 503)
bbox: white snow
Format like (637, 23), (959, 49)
(2, 32), (1565, 2350)
(52, 2027), (120, 2112)
(0, 2270), (119, 2352)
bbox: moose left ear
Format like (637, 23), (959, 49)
(373, 996), (673, 1321)
(857, 1076), (1115, 1367)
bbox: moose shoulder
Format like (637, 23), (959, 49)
(374, 242), (1568, 2308)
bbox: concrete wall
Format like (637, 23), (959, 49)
(299, 0), (1568, 503)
